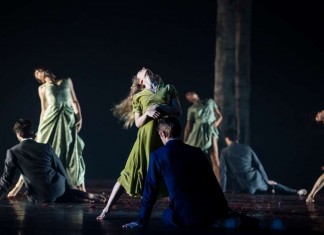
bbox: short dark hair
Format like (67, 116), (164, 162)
(224, 128), (238, 141)
(13, 119), (34, 138)
(157, 116), (181, 138)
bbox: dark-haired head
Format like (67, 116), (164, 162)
(13, 119), (34, 138)
(157, 116), (181, 138)
(185, 91), (199, 103)
(34, 67), (57, 84)
(224, 128), (238, 142)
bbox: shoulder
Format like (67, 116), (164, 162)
(132, 90), (145, 102)
(221, 146), (231, 154)
(44, 143), (54, 149)
(233, 143), (251, 153)
(187, 105), (195, 111)
(64, 77), (72, 85)
(8, 143), (21, 152)
(206, 98), (217, 106)
(26, 140), (49, 149)
(38, 84), (46, 92)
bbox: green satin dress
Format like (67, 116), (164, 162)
(118, 83), (178, 197)
(36, 78), (85, 187)
(185, 98), (219, 153)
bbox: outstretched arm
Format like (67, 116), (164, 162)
(7, 175), (24, 198)
(1, 150), (19, 199)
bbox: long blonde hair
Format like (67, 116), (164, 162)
(112, 69), (163, 129)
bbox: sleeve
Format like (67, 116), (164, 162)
(132, 95), (142, 114)
(166, 84), (179, 100)
(251, 148), (269, 182)
(138, 152), (162, 226)
(219, 150), (227, 192)
(0, 150), (18, 199)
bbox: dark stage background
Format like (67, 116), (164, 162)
(0, 0), (323, 190)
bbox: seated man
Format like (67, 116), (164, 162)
(121, 117), (284, 230)
(0, 119), (105, 203)
(220, 128), (307, 195)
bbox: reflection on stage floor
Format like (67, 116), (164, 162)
(0, 180), (323, 235)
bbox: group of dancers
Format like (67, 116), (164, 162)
(1, 66), (323, 227)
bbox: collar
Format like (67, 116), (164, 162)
(165, 138), (182, 144)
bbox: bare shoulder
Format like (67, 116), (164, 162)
(66, 77), (74, 85)
(38, 84), (45, 93)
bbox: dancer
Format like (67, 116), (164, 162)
(7, 68), (86, 197)
(306, 109), (324, 203)
(122, 117), (285, 231)
(97, 67), (181, 220)
(184, 91), (222, 181)
(0, 119), (104, 203)
(220, 128), (307, 195)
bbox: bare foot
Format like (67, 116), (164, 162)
(306, 196), (315, 203)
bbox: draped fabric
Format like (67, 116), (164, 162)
(185, 99), (219, 152)
(36, 78), (85, 186)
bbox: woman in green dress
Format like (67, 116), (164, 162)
(7, 68), (86, 197)
(184, 91), (223, 182)
(97, 67), (181, 220)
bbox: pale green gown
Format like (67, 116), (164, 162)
(185, 99), (219, 153)
(36, 78), (85, 187)
(118, 83), (178, 197)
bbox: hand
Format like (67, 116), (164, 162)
(267, 180), (277, 186)
(122, 221), (144, 229)
(212, 121), (218, 128)
(96, 208), (108, 221)
(7, 188), (19, 198)
(75, 119), (82, 133)
(146, 105), (161, 119)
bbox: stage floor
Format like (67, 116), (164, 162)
(0, 180), (323, 235)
